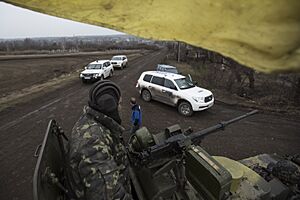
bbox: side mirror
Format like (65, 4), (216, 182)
(84, 67), (87, 70)
(193, 81), (198, 85)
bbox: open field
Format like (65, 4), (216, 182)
(0, 50), (146, 112)
(0, 50), (143, 98)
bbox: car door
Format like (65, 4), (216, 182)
(108, 62), (113, 72)
(106, 62), (113, 75)
(149, 76), (164, 101)
(103, 62), (109, 78)
(123, 56), (127, 65)
(161, 78), (178, 106)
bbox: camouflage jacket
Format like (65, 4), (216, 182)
(68, 106), (132, 200)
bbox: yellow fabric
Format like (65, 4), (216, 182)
(5, 0), (300, 72)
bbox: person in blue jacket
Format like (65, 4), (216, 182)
(130, 97), (142, 134)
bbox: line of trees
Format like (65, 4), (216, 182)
(0, 37), (160, 54)
(167, 42), (300, 107)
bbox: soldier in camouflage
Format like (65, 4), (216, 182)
(68, 80), (132, 200)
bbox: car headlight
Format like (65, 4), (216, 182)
(94, 73), (100, 77)
(192, 96), (204, 102)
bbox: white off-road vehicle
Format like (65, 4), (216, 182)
(110, 55), (128, 69)
(136, 71), (214, 116)
(156, 64), (179, 74)
(80, 60), (114, 83)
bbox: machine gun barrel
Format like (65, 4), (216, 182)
(138, 110), (258, 161)
(189, 110), (258, 143)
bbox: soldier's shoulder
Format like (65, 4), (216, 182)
(73, 114), (105, 132)
(70, 117), (102, 142)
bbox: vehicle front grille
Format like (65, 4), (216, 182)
(204, 95), (213, 103)
(111, 62), (117, 64)
(83, 73), (94, 77)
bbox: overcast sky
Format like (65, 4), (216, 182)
(0, 2), (123, 39)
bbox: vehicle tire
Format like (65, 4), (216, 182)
(100, 75), (104, 81)
(109, 70), (113, 77)
(121, 64), (124, 70)
(178, 101), (193, 117)
(141, 89), (152, 102)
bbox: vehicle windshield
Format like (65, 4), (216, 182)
(174, 77), (195, 90)
(86, 64), (102, 69)
(112, 56), (122, 61)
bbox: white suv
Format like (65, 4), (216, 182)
(157, 64), (179, 74)
(80, 60), (114, 83)
(110, 55), (128, 69)
(136, 71), (214, 116)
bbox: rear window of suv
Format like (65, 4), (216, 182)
(143, 74), (152, 82)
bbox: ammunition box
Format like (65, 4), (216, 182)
(185, 145), (232, 200)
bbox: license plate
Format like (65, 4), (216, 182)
(84, 77), (91, 80)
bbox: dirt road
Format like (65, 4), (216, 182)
(0, 49), (299, 200)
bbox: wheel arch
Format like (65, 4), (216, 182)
(176, 98), (189, 107)
(177, 99), (194, 116)
(141, 88), (152, 102)
(141, 87), (150, 95)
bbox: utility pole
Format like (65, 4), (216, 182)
(177, 41), (180, 62)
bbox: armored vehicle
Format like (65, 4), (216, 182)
(33, 110), (300, 200)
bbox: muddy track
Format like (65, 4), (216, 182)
(0, 49), (299, 200)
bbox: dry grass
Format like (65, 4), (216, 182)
(0, 71), (78, 111)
